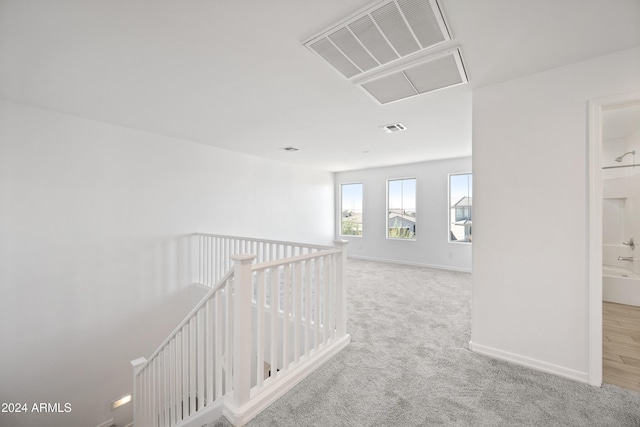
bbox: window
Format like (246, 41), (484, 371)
(387, 178), (416, 239)
(449, 173), (472, 243)
(340, 183), (363, 236)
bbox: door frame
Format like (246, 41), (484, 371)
(587, 90), (640, 386)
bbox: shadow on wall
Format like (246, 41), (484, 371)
(0, 234), (207, 427)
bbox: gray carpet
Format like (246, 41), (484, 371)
(210, 258), (640, 426)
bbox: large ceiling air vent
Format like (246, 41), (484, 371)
(304, 0), (450, 79)
(357, 49), (466, 104)
(303, 0), (467, 104)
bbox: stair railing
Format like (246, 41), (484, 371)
(131, 269), (235, 427)
(193, 233), (331, 288)
(132, 235), (349, 427)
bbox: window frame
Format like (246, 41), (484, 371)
(386, 177), (417, 241)
(448, 172), (472, 244)
(339, 182), (364, 237)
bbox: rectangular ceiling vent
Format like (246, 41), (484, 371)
(356, 49), (467, 104)
(381, 123), (407, 133)
(303, 0), (450, 79)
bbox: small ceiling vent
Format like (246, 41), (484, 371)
(356, 49), (467, 104)
(381, 123), (407, 133)
(304, 0), (450, 79)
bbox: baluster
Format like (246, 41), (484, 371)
(314, 258), (320, 351)
(163, 347), (169, 426)
(224, 280), (232, 394)
(331, 255), (337, 339)
(169, 339), (176, 426)
(175, 332), (183, 423)
(323, 256), (331, 344)
(197, 309), (205, 410)
(157, 352), (164, 426)
(282, 263), (290, 370)
(203, 236), (208, 287)
(214, 237), (219, 283)
(182, 324), (189, 418)
(215, 291), (223, 399)
(208, 235), (213, 287)
(222, 238), (227, 273)
(206, 299), (214, 406)
(257, 241), (263, 263)
(208, 236), (212, 287)
(143, 366), (150, 427)
(294, 260), (302, 363)
(305, 259), (311, 356)
(189, 317), (197, 415)
(270, 267), (279, 378)
(198, 235), (203, 285)
(256, 270), (265, 387)
(152, 359), (158, 427)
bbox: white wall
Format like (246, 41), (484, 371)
(335, 157), (472, 272)
(0, 101), (334, 427)
(471, 47), (640, 380)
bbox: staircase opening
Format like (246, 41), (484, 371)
(130, 234), (351, 427)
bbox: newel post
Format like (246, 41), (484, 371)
(333, 240), (349, 337)
(230, 254), (256, 409)
(130, 357), (147, 426)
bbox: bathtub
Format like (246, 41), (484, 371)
(603, 265), (640, 307)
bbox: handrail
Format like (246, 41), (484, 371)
(193, 233), (333, 288)
(134, 269), (234, 376)
(251, 247), (342, 271)
(195, 232), (333, 251)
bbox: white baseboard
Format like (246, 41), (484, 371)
(224, 334), (351, 426)
(347, 254), (472, 273)
(469, 341), (589, 384)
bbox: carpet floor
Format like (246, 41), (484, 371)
(210, 258), (640, 426)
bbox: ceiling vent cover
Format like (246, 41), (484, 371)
(381, 123), (407, 133)
(356, 49), (466, 104)
(304, 0), (450, 79)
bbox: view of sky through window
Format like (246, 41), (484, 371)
(341, 183), (363, 236)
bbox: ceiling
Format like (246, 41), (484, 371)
(1, 0), (639, 172)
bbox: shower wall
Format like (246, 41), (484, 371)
(603, 125), (640, 276)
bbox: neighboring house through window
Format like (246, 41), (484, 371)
(449, 173), (472, 243)
(387, 178), (416, 239)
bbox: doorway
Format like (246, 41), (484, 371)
(588, 90), (640, 387)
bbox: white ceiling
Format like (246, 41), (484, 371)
(1, 0), (639, 171)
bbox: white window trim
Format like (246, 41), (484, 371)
(386, 177), (417, 241)
(448, 172), (472, 244)
(339, 182), (364, 238)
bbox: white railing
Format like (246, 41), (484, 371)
(132, 234), (349, 427)
(194, 233), (331, 288)
(131, 270), (235, 427)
